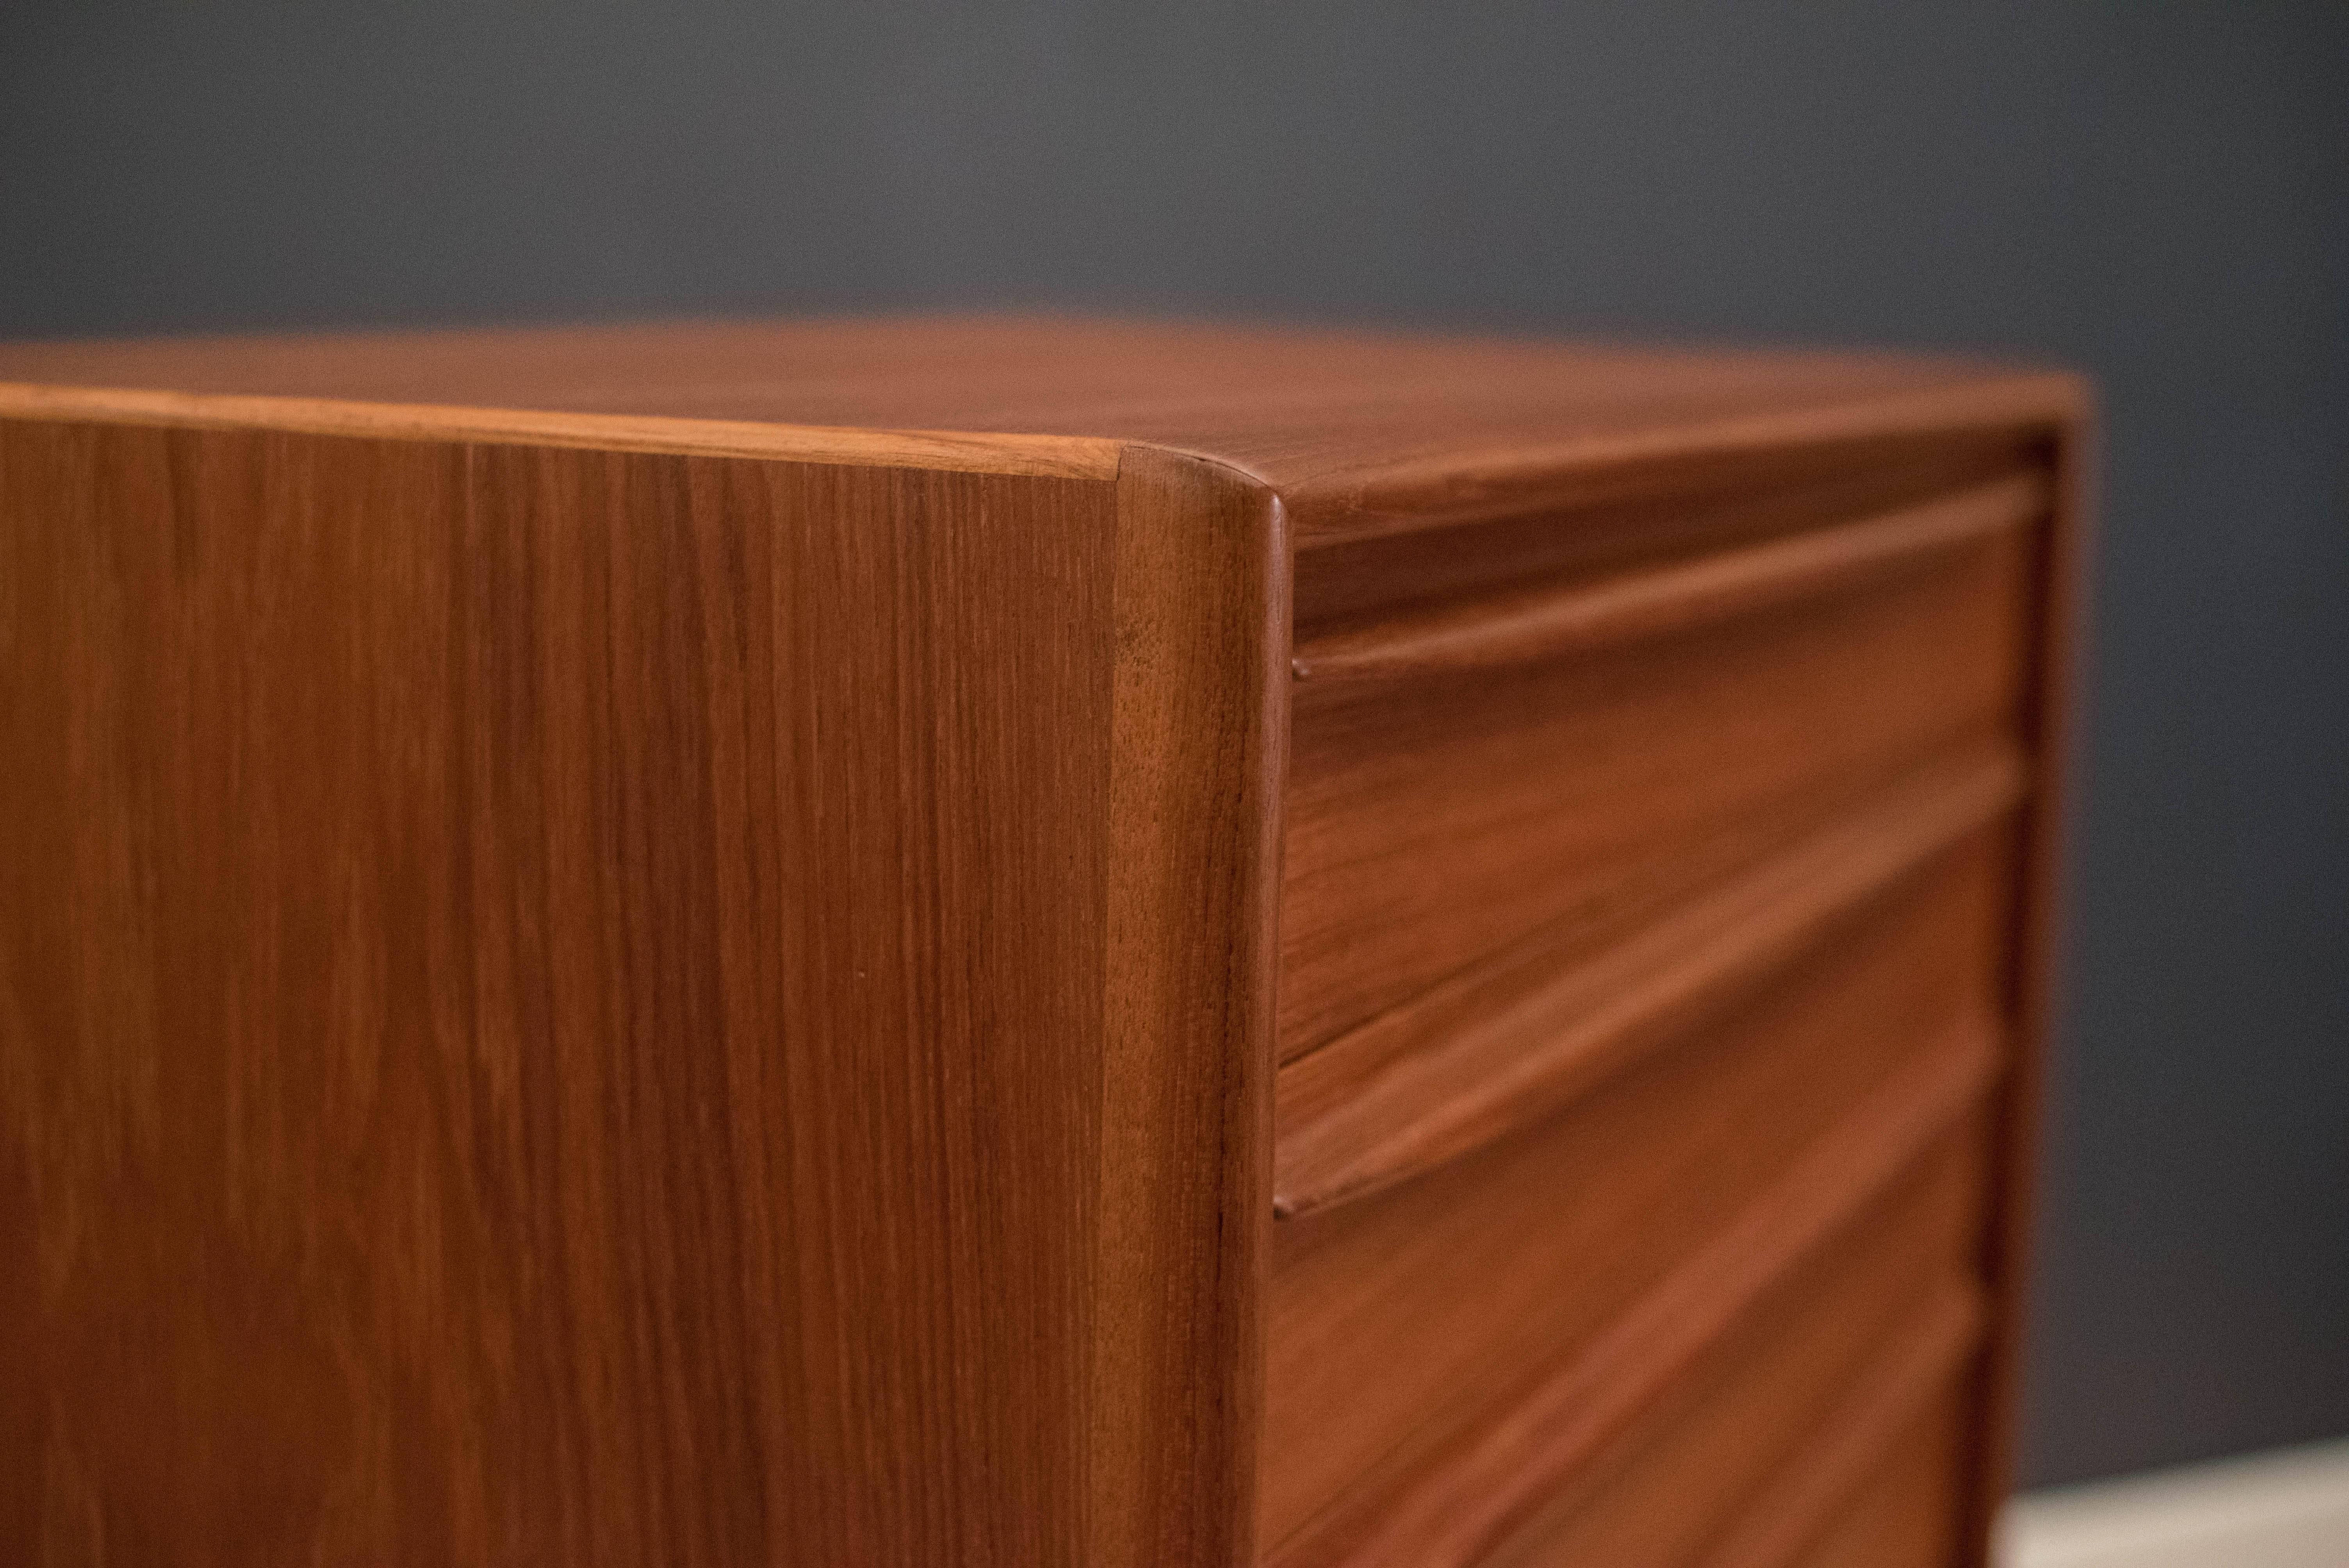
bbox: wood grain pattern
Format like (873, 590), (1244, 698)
(0, 419), (1121, 1564)
(1483, 1130), (1990, 1568)
(1291, 435), (2042, 633)
(0, 381), (1125, 479)
(1280, 525), (2031, 1061)
(1291, 471), (2047, 685)
(0, 416), (1280, 1567)
(1269, 1011), (2001, 1568)
(1262, 836), (2013, 1550)
(1694, 1288), (1984, 1568)
(0, 317), (2084, 541)
(1091, 447), (1287, 1567)
(1274, 742), (2024, 1217)
(0, 318), (2087, 1568)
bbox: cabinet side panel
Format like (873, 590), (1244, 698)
(1093, 449), (1286, 1568)
(0, 420), (1121, 1566)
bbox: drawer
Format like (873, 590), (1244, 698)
(0, 322), (2083, 1568)
(1279, 472), (2045, 1064)
(1480, 1121), (1988, 1568)
(1274, 743), (2023, 1217)
(1788, 1388), (1972, 1568)
(1260, 830), (2016, 1558)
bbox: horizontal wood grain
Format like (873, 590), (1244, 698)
(1268, 1010), (2001, 1568)
(1291, 471), (2048, 686)
(1280, 524), (2033, 1060)
(1261, 837), (2014, 1549)
(1274, 741), (2025, 1217)
(0, 319), (2085, 1568)
(1271, 384), (2081, 545)
(0, 317), (2083, 543)
(1480, 1123), (1991, 1568)
(0, 381), (1125, 478)
(1291, 438), (2044, 636)
(1693, 1288), (1985, 1568)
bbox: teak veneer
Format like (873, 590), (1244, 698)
(0, 318), (2088, 1568)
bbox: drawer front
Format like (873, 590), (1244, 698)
(1480, 1123), (1989, 1568)
(1788, 1389), (1971, 1568)
(1260, 834), (2013, 1558)
(1280, 479), (2041, 1064)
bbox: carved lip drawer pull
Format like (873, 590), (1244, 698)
(1273, 743), (2027, 1219)
(1266, 1012), (2001, 1568)
(1291, 470), (2050, 685)
(1691, 1283), (1985, 1568)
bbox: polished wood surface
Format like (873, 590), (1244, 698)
(1274, 748), (2022, 1217)
(1267, 1017), (2002, 1567)
(1280, 519), (2032, 1062)
(0, 417), (1275, 1564)
(0, 317), (2076, 539)
(1289, 434), (2039, 631)
(1092, 447), (1287, 1567)
(1485, 1131), (1990, 1568)
(0, 380), (1125, 478)
(0, 318), (2087, 1568)
(1260, 835), (2012, 1548)
(1290, 472), (2046, 686)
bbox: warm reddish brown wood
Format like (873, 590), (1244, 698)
(1274, 743), (2024, 1217)
(0, 420), (1128, 1564)
(0, 380), (1125, 478)
(1261, 835), (2012, 1550)
(1794, 1391), (1973, 1568)
(1710, 1295), (1982, 1568)
(1483, 1134), (1990, 1568)
(1091, 447), (1288, 1566)
(1268, 1012), (2001, 1568)
(0, 318), (2080, 540)
(1280, 524), (2032, 1062)
(0, 418), (1280, 1566)
(0, 318), (2085, 1568)
(1291, 470), (2047, 685)
(1693, 1290), (1985, 1568)
(1290, 434), (2042, 633)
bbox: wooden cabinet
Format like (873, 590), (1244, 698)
(0, 321), (2086, 1567)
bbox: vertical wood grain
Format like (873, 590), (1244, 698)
(0, 418), (1199, 1565)
(0, 327), (2082, 1568)
(1089, 447), (1287, 1568)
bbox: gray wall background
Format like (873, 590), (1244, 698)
(4, 0), (2342, 1490)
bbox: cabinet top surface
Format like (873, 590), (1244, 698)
(0, 317), (2081, 531)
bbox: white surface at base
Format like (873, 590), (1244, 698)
(1998, 1436), (2349, 1568)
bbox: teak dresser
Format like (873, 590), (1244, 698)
(0, 320), (2086, 1568)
